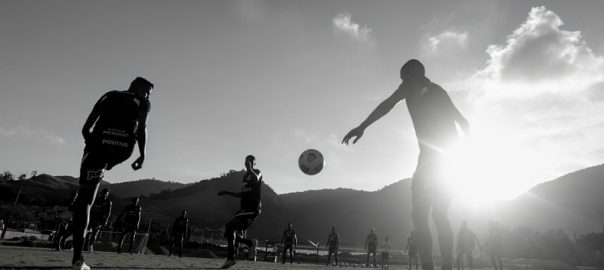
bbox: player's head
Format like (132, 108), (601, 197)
(129, 77), (154, 99)
(332, 226), (336, 232)
(370, 228), (375, 233)
(101, 188), (109, 198)
(288, 222), (293, 229)
(400, 59), (425, 82)
(245, 155), (256, 169)
(132, 197), (140, 205)
(385, 236), (389, 241)
(181, 210), (187, 217)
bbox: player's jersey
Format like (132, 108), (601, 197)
(382, 241), (391, 253)
(89, 90), (150, 150)
(458, 228), (477, 252)
(123, 204), (141, 224)
(172, 216), (189, 234)
(399, 81), (459, 156)
(283, 229), (296, 245)
(327, 232), (339, 249)
(366, 233), (378, 250)
(90, 197), (112, 222)
(240, 170), (262, 213)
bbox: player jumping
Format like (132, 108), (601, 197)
(71, 77), (152, 270)
(217, 155), (262, 269)
(343, 59), (469, 270)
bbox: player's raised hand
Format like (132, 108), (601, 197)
(342, 126), (364, 145)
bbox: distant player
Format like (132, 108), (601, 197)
(365, 228), (379, 268)
(169, 210), (189, 257)
(84, 188), (112, 252)
(326, 226), (340, 266)
(381, 236), (392, 269)
(343, 59), (469, 270)
(485, 221), (503, 270)
(405, 231), (419, 270)
(71, 77), (153, 270)
(456, 221), (482, 270)
(54, 216), (71, 251)
(281, 222), (297, 264)
(117, 197), (142, 254)
(217, 155), (262, 269)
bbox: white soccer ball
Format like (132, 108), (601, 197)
(298, 149), (324, 175)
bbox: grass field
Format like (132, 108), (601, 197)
(0, 245), (582, 270)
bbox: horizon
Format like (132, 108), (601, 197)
(2, 1), (604, 202)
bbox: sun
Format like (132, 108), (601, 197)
(440, 129), (537, 204)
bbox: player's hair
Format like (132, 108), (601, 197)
(400, 59), (425, 79)
(245, 155), (255, 162)
(129, 77), (154, 91)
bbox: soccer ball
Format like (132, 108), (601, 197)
(298, 149), (324, 175)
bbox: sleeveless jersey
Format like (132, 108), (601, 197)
(173, 216), (189, 234)
(124, 204), (141, 224)
(283, 229), (296, 245)
(327, 232), (339, 248)
(240, 170), (262, 213)
(90, 197), (112, 221)
(366, 233), (378, 250)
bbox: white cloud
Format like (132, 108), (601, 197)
(332, 13), (372, 40)
(476, 6), (604, 88)
(0, 126), (65, 145)
(456, 6), (604, 190)
(426, 31), (469, 54)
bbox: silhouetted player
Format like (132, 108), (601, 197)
(381, 236), (392, 269)
(343, 59), (469, 270)
(71, 77), (152, 270)
(84, 188), (112, 252)
(281, 222), (297, 264)
(169, 210), (189, 257)
(485, 221), (503, 270)
(365, 228), (379, 268)
(326, 226), (340, 266)
(456, 221), (482, 270)
(405, 231), (419, 270)
(117, 197), (142, 254)
(217, 155), (262, 269)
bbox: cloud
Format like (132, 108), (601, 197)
(451, 6), (604, 191)
(0, 126), (65, 145)
(476, 6), (604, 87)
(332, 13), (372, 40)
(426, 31), (469, 54)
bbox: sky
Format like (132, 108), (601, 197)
(1, 0), (603, 199)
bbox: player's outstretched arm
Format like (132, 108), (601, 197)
(342, 85), (407, 145)
(132, 106), (149, 170)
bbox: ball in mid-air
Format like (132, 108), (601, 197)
(298, 149), (324, 175)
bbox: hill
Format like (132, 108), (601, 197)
(99, 179), (188, 199)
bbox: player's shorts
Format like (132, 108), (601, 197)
(225, 210), (258, 233)
(284, 243), (294, 250)
(328, 247), (338, 253)
(408, 249), (417, 258)
(79, 136), (135, 186)
(367, 246), (377, 253)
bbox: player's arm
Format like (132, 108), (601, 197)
(131, 101), (150, 170)
(443, 92), (470, 135)
(82, 93), (108, 141)
(294, 232), (298, 247)
(342, 83), (408, 145)
(103, 201), (112, 225)
(136, 207), (142, 227)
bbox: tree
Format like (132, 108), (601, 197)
(30, 170), (38, 178)
(18, 173), (27, 181)
(0, 171), (14, 182)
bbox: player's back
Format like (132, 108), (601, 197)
(93, 90), (148, 136)
(240, 170), (262, 213)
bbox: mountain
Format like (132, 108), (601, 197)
(499, 164), (604, 234)
(99, 179), (189, 198)
(0, 174), (81, 205)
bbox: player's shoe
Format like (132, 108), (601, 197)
(72, 260), (90, 270)
(220, 260), (236, 269)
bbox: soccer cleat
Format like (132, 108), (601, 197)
(72, 260), (90, 270)
(220, 260), (236, 269)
